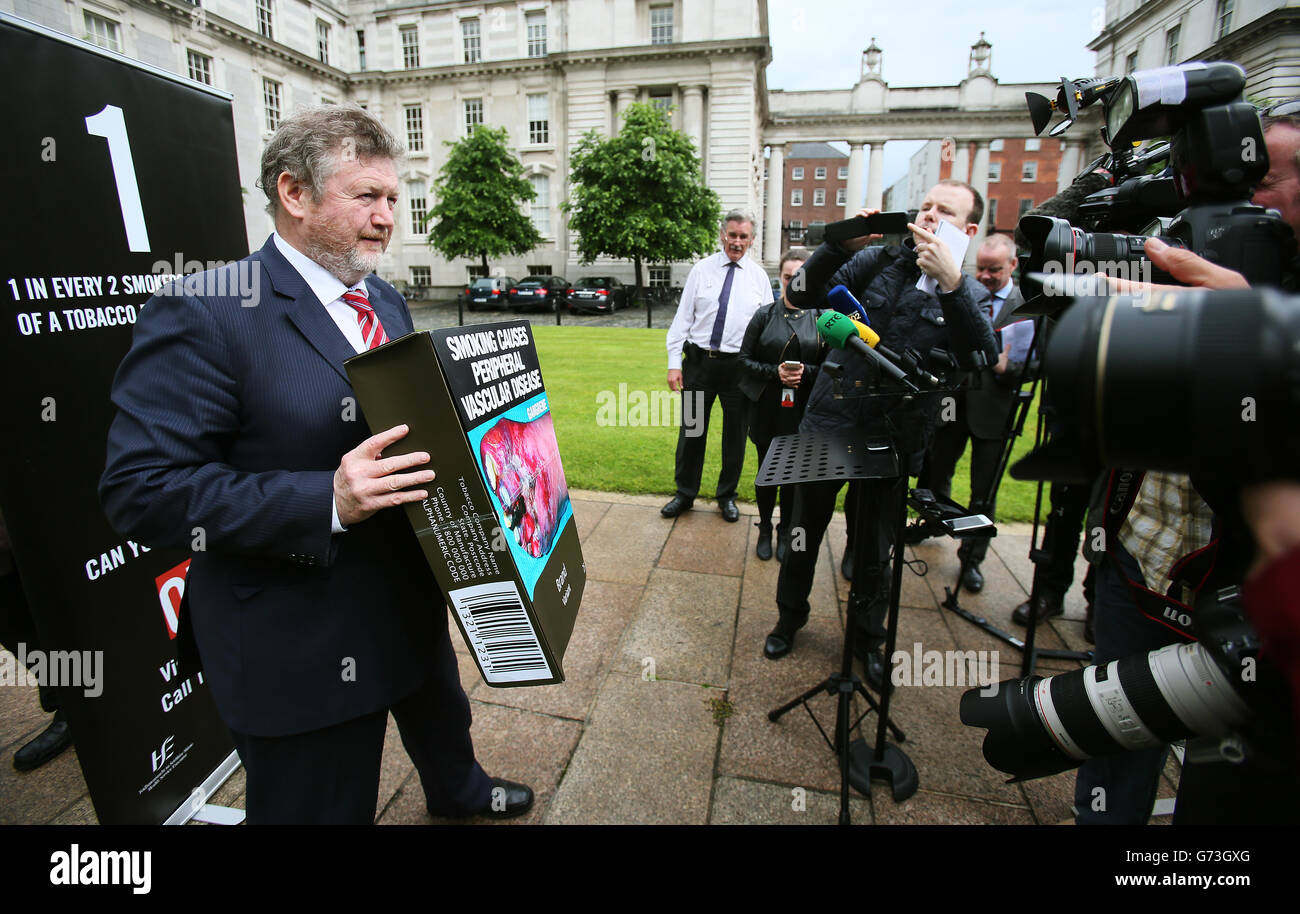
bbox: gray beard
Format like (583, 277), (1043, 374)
(307, 240), (382, 286)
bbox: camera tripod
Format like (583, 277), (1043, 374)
(759, 431), (918, 825)
(924, 317), (1093, 675)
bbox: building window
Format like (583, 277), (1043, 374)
(650, 5), (673, 44)
(187, 49), (212, 84)
(527, 94), (549, 145)
(1024, 138), (1041, 152)
(408, 181), (427, 235)
(400, 25), (419, 69)
(405, 105), (424, 153)
(1216, 0), (1234, 40)
(813, 188), (825, 206)
(791, 189), (803, 206)
(526, 11), (547, 57)
(1165, 24), (1180, 65)
(814, 167), (826, 180)
(988, 198), (998, 228)
(528, 265), (553, 276)
(254, 0), (272, 40)
(836, 188), (847, 206)
(262, 78), (281, 133)
(529, 174), (550, 234)
(1018, 198), (1033, 218)
(462, 18), (481, 63)
(464, 99), (483, 136)
(838, 166), (848, 179)
(649, 91), (672, 113)
(316, 19), (330, 64)
(84, 11), (121, 52)
(791, 166), (804, 180)
(989, 138), (1004, 152)
(988, 161), (1002, 182)
(1021, 161), (1038, 182)
(357, 30), (366, 70)
(410, 266), (431, 286)
(648, 266), (670, 287)
(1125, 50), (1138, 73)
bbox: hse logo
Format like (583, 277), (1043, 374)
(155, 560), (190, 641)
(49, 845), (151, 894)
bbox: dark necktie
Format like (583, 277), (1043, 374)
(342, 287), (388, 350)
(709, 262), (739, 350)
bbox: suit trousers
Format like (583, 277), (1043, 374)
(230, 631), (490, 824)
(674, 348), (748, 501)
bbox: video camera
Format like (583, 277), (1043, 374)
(1018, 62), (1296, 303)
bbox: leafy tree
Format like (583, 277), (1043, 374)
(426, 125), (542, 277)
(565, 103), (721, 316)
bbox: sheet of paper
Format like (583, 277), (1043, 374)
(915, 220), (972, 295)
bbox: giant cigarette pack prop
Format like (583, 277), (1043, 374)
(346, 321), (583, 686)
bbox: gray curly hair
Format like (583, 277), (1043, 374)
(258, 105), (405, 217)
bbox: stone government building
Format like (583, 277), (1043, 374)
(7, 0), (1295, 293)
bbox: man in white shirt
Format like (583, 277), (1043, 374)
(662, 211), (772, 521)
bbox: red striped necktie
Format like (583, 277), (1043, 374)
(341, 287), (388, 350)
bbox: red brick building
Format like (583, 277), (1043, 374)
(781, 142), (849, 250)
(939, 137), (1064, 235)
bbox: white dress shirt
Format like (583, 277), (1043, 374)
(272, 232), (380, 533)
(991, 279), (1035, 366)
(666, 251), (772, 370)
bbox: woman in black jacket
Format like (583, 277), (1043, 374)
(739, 249), (825, 561)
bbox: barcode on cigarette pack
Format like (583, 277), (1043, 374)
(449, 580), (553, 684)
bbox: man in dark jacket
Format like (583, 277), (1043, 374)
(764, 180), (998, 688)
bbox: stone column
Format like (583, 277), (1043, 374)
(866, 143), (884, 209)
(969, 141), (992, 263)
(683, 85), (705, 155)
(951, 142), (970, 184)
(846, 143), (866, 217)
(614, 88), (637, 130)
(1057, 139), (1082, 191)
(767, 144), (785, 260)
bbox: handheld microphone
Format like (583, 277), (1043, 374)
(827, 285), (870, 324)
(816, 311), (916, 391)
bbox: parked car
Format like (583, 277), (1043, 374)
(465, 276), (517, 311)
(508, 275), (569, 312)
(567, 276), (629, 313)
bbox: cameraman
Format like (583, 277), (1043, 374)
(762, 181), (998, 686)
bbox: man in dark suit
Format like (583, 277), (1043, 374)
(921, 233), (1035, 593)
(99, 105), (531, 824)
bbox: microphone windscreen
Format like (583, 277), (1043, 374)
(815, 310), (856, 350)
(827, 285), (870, 323)
(848, 317), (880, 348)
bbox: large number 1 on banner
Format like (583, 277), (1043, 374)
(85, 104), (151, 252)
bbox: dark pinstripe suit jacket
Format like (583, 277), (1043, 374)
(100, 237), (445, 737)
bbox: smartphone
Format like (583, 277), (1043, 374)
(824, 212), (910, 244)
(946, 514), (994, 535)
(781, 360), (801, 369)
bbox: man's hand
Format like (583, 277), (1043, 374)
(777, 362), (803, 387)
(839, 208), (885, 252)
(334, 424), (435, 527)
(908, 223), (963, 293)
(1108, 237), (1250, 293)
(667, 368), (683, 392)
(991, 342), (1012, 375)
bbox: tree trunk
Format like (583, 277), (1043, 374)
(633, 255), (648, 329)
(480, 251), (489, 277)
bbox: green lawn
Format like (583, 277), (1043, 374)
(533, 325), (1046, 523)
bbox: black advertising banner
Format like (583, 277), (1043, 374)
(0, 14), (241, 823)
(346, 322), (585, 687)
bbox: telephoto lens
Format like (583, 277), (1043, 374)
(959, 604), (1258, 781)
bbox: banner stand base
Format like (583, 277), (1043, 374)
(191, 804), (246, 825)
(165, 750), (242, 825)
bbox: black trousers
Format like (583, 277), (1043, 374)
(0, 570), (60, 713)
(776, 475), (904, 650)
(674, 347), (748, 501)
(229, 632), (490, 824)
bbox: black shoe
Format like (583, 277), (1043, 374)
(440, 778), (534, 820)
(961, 564), (985, 593)
(775, 528), (791, 563)
(1011, 593), (1065, 626)
(841, 548), (853, 580)
(661, 495), (693, 518)
(13, 716), (71, 772)
(755, 522), (773, 561)
(719, 498), (740, 523)
(764, 624), (796, 659)
(855, 645), (894, 695)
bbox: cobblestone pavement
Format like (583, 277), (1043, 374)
(408, 298), (681, 332)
